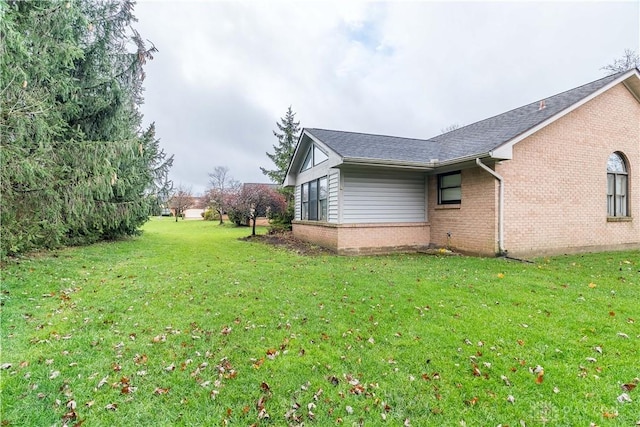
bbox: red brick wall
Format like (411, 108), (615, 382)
(497, 83), (640, 256)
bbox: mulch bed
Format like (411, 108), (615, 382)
(240, 232), (334, 256)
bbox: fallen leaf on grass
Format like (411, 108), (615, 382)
(471, 364), (481, 377)
(105, 403), (118, 410)
(500, 375), (511, 386)
(153, 387), (170, 395)
(350, 384), (366, 395)
(617, 332), (629, 339)
(61, 409), (77, 424)
(464, 397), (478, 406)
(602, 411), (618, 419)
(120, 385), (131, 394)
(152, 335), (166, 343)
(133, 354), (148, 364)
(507, 395), (515, 403)
(532, 365), (544, 384)
(96, 376), (108, 389)
(617, 393), (632, 403)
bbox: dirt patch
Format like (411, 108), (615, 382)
(240, 232), (334, 256)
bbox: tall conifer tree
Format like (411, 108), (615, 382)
(0, 0), (172, 257)
(260, 106), (300, 185)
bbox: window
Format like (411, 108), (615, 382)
(300, 177), (327, 221)
(301, 183), (309, 220)
(438, 171), (461, 204)
(319, 177), (328, 220)
(300, 145), (328, 171)
(607, 152), (628, 217)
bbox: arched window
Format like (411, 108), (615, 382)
(607, 152), (628, 217)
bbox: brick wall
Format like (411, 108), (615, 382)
(293, 222), (339, 249)
(497, 83), (640, 256)
(292, 221), (430, 255)
(428, 168), (499, 256)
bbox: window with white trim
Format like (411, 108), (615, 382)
(300, 145), (328, 171)
(438, 171), (461, 204)
(300, 176), (327, 221)
(607, 152), (628, 217)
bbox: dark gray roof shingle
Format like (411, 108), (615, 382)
(305, 129), (439, 163)
(306, 70), (629, 165)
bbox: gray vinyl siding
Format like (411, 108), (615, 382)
(328, 169), (339, 223)
(294, 184), (301, 220)
(342, 171), (425, 223)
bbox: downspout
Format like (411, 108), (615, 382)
(475, 158), (506, 256)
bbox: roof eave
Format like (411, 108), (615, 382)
(341, 157), (436, 170)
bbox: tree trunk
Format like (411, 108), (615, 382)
(175, 211), (179, 222)
(217, 209), (224, 224)
(251, 216), (256, 236)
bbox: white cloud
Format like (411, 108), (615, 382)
(135, 0), (639, 194)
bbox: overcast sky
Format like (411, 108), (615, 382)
(134, 0), (639, 194)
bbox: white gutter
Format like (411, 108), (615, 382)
(475, 158), (506, 255)
(341, 157), (437, 170)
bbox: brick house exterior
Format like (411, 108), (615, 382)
(284, 69), (640, 257)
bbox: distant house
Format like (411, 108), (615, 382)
(283, 68), (640, 257)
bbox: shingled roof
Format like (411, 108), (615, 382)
(304, 69), (637, 166)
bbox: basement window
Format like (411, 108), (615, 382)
(438, 171), (461, 204)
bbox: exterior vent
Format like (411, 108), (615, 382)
(539, 100), (546, 110)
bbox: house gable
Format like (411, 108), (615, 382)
(283, 131), (342, 186)
(495, 80), (640, 256)
(490, 68), (640, 159)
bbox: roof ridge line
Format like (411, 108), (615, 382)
(432, 70), (627, 140)
(306, 128), (431, 143)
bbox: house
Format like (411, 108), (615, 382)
(283, 68), (640, 257)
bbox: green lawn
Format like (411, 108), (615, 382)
(1, 218), (638, 426)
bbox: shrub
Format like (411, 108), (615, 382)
(203, 209), (220, 221)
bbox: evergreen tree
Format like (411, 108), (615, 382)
(260, 106), (300, 184)
(0, 0), (172, 257)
